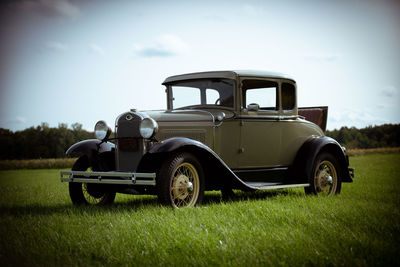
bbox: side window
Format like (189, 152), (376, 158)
(242, 79), (278, 110)
(282, 83), (295, 110)
(206, 88), (220, 105)
(172, 86), (201, 109)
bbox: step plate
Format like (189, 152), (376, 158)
(245, 182), (310, 190)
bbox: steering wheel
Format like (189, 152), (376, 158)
(214, 98), (221, 105)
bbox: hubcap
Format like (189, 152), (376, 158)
(314, 160), (337, 195)
(170, 162), (200, 208)
(172, 174), (190, 200)
(187, 181), (193, 192)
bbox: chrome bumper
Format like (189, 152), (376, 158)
(60, 171), (156, 186)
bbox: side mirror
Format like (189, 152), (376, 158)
(247, 103), (260, 112)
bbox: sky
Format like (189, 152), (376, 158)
(0, 0), (399, 132)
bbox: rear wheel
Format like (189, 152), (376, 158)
(305, 152), (342, 196)
(157, 152), (205, 208)
(69, 156), (116, 205)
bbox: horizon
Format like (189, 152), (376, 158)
(1, 119), (399, 133)
(1, 0), (399, 132)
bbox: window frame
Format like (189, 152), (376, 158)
(166, 78), (236, 110)
(281, 82), (296, 111)
(240, 78), (280, 115)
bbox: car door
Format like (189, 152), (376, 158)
(238, 78), (282, 168)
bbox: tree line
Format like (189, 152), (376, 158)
(0, 123), (92, 160)
(0, 123), (399, 160)
(326, 124), (400, 149)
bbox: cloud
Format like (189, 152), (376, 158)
(242, 4), (264, 16)
(132, 34), (190, 58)
(12, 0), (79, 19)
(6, 116), (27, 125)
(45, 41), (69, 52)
(304, 53), (341, 62)
(89, 43), (105, 56)
(381, 85), (397, 97)
(329, 108), (388, 129)
(0, 116), (28, 131)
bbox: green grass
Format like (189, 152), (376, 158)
(0, 158), (76, 170)
(0, 153), (399, 266)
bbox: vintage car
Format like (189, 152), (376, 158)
(61, 70), (354, 208)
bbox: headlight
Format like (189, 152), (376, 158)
(94, 120), (111, 141)
(139, 118), (158, 139)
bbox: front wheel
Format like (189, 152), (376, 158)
(305, 152), (342, 196)
(157, 152), (205, 208)
(69, 156), (116, 206)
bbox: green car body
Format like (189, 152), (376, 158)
(61, 70), (354, 208)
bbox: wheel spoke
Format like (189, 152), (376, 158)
(174, 191), (186, 199)
(181, 197), (189, 206)
(171, 186), (185, 190)
(82, 183), (106, 205)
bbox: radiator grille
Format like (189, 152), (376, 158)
(116, 112), (143, 172)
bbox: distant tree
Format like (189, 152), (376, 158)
(0, 123), (399, 160)
(0, 123), (93, 160)
(326, 124), (400, 149)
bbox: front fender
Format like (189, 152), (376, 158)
(148, 137), (206, 154)
(292, 136), (353, 183)
(140, 137), (253, 191)
(66, 139), (115, 157)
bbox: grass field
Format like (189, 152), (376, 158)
(0, 158), (77, 170)
(0, 153), (399, 266)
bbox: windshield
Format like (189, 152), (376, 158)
(168, 79), (234, 109)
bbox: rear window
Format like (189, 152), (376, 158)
(282, 83), (295, 110)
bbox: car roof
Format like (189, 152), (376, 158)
(162, 70), (295, 84)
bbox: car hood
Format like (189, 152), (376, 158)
(144, 109), (234, 122)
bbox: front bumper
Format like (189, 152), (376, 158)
(349, 168), (355, 179)
(60, 171), (156, 186)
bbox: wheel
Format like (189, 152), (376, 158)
(157, 152), (205, 208)
(69, 156), (116, 205)
(305, 152), (342, 196)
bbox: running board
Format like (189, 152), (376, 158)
(244, 182), (310, 190)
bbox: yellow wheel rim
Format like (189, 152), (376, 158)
(314, 160), (338, 196)
(170, 162), (200, 208)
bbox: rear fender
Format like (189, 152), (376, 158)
(291, 136), (353, 183)
(138, 137), (252, 191)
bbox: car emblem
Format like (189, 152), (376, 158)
(126, 114), (133, 121)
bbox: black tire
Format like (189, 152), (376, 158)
(305, 152), (342, 196)
(69, 156), (116, 206)
(157, 152), (205, 208)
